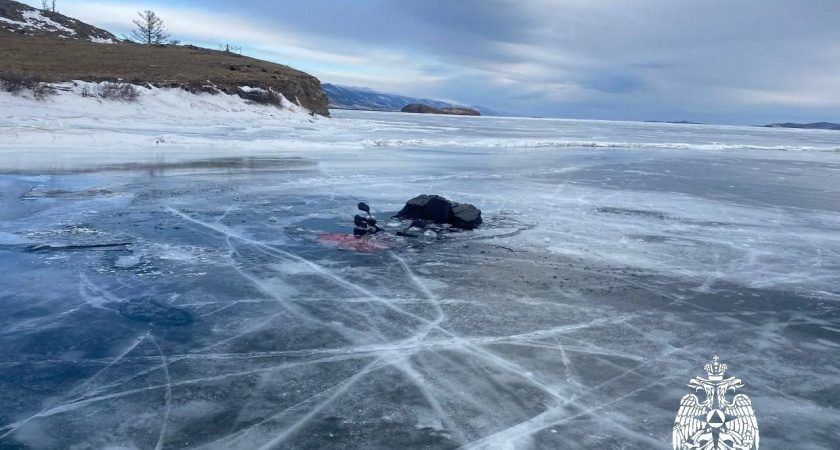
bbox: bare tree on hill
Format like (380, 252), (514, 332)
(128, 10), (171, 45)
(41, 0), (56, 12)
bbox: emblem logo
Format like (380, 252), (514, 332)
(673, 356), (759, 450)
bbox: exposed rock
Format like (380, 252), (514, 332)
(397, 195), (482, 229)
(401, 103), (481, 116)
(450, 202), (483, 229)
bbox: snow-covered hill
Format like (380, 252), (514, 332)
(0, 0), (116, 43)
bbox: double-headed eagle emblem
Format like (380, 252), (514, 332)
(673, 356), (759, 450)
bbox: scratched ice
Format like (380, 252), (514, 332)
(1, 110), (839, 449)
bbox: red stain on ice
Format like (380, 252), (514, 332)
(318, 234), (386, 252)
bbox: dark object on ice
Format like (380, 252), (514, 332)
(358, 202), (372, 218)
(352, 206), (382, 236)
(450, 203), (483, 229)
(397, 195), (483, 229)
(357, 203), (381, 230)
(354, 214), (373, 237)
(398, 195), (452, 223)
(354, 215), (369, 228)
(407, 220), (427, 232)
(119, 299), (193, 326)
(397, 220), (427, 237)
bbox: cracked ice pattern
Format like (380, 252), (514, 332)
(0, 111), (839, 449)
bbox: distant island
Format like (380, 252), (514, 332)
(401, 103), (480, 116)
(764, 122), (840, 130)
(322, 83), (502, 116)
(645, 120), (704, 125)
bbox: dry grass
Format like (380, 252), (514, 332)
(0, 31), (329, 114)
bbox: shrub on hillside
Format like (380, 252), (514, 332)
(0, 73), (28, 94)
(180, 81), (219, 95)
(94, 82), (140, 102)
(32, 82), (56, 101)
(1, 73), (55, 100)
(1, 73), (40, 94)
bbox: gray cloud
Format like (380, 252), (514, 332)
(45, 0), (840, 123)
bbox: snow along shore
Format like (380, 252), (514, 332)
(3, 82), (840, 174)
(0, 81), (345, 173)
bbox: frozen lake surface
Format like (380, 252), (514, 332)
(1, 106), (839, 449)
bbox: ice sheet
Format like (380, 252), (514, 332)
(1, 94), (839, 449)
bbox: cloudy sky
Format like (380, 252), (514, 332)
(24, 0), (840, 124)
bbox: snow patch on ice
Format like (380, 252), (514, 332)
(361, 138), (840, 153)
(115, 253), (143, 269)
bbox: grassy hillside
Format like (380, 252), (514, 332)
(0, 0), (329, 115)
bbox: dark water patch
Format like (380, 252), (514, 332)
(293, 210), (402, 235)
(597, 206), (667, 220)
(21, 188), (116, 200)
(3, 157), (315, 176)
(295, 217), (354, 234)
(28, 242), (131, 252)
(119, 299), (193, 327)
(20, 225), (134, 253)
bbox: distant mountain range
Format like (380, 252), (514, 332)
(322, 83), (505, 116)
(764, 122), (840, 130)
